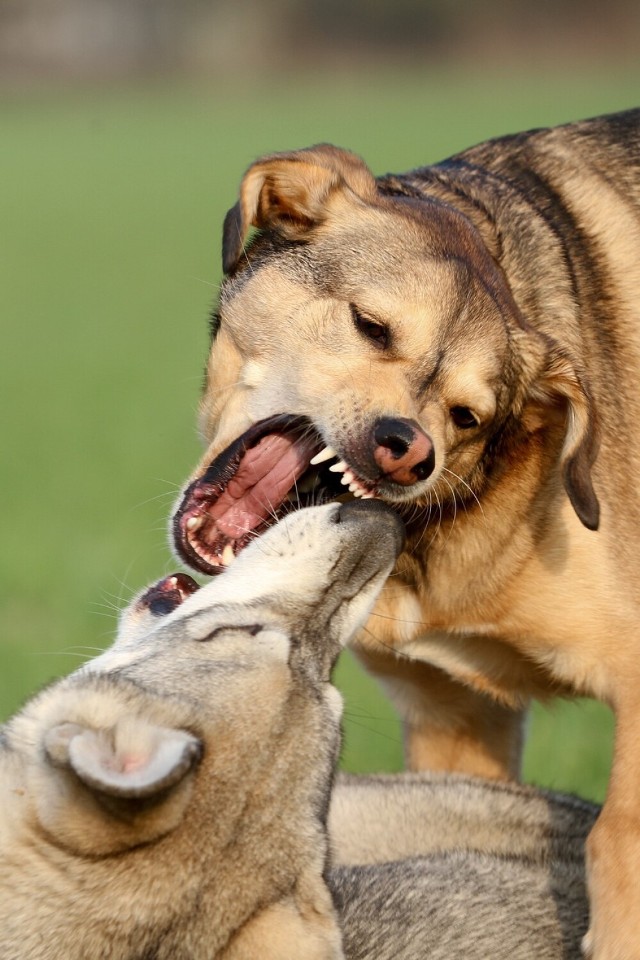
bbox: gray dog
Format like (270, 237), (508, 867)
(0, 501), (594, 958)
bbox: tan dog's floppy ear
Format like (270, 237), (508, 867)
(222, 144), (376, 274)
(533, 349), (600, 530)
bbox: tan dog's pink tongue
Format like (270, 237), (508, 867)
(211, 433), (313, 538)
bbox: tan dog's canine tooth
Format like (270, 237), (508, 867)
(329, 460), (348, 473)
(221, 544), (235, 567)
(310, 445), (337, 465)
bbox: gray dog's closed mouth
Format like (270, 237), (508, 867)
(173, 415), (377, 576)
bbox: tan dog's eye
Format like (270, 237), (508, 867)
(450, 406), (479, 429)
(350, 304), (390, 350)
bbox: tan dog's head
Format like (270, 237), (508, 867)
(173, 145), (598, 575)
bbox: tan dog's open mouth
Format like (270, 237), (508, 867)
(173, 415), (378, 575)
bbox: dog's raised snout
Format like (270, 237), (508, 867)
(338, 499), (406, 554)
(372, 417), (435, 485)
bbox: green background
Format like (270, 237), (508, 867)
(3, 67), (634, 802)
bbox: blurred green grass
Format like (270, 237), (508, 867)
(2, 65), (635, 802)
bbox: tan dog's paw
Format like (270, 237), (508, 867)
(581, 928), (593, 958)
(581, 921), (640, 960)
(585, 812), (640, 960)
(581, 924), (638, 960)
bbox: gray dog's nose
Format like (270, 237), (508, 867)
(337, 498), (406, 552)
(372, 417), (435, 485)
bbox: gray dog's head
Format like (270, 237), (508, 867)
(8, 500), (403, 860)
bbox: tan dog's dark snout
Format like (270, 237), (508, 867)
(372, 417), (435, 485)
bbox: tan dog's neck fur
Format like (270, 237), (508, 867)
(181, 111), (640, 958)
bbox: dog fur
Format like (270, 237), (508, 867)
(172, 110), (640, 958)
(330, 770), (596, 868)
(0, 503), (592, 958)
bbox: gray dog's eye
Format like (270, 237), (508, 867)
(450, 406), (479, 429)
(199, 624), (263, 643)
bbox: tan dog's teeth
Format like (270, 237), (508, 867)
(186, 516), (203, 532)
(329, 460), (348, 473)
(221, 545), (235, 567)
(351, 479), (369, 497)
(341, 470), (354, 486)
(310, 445), (336, 465)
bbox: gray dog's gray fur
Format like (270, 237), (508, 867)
(331, 772), (595, 958)
(0, 503), (594, 958)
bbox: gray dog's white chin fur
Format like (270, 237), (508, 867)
(170, 503), (395, 642)
(102, 504), (395, 670)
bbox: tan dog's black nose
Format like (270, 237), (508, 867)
(372, 417), (435, 485)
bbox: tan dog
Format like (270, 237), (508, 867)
(172, 110), (640, 958)
(0, 502), (594, 958)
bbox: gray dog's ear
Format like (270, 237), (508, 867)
(45, 717), (202, 799)
(533, 349), (600, 531)
(222, 144), (376, 274)
(38, 717), (203, 855)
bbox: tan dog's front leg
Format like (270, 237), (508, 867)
(356, 650), (526, 780)
(583, 698), (640, 960)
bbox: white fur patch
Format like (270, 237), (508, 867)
(324, 684), (344, 723)
(255, 628), (291, 662)
(241, 360), (267, 388)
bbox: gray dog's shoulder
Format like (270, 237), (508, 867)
(332, 848), (587, 960)
(330, 771), (598, 869)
